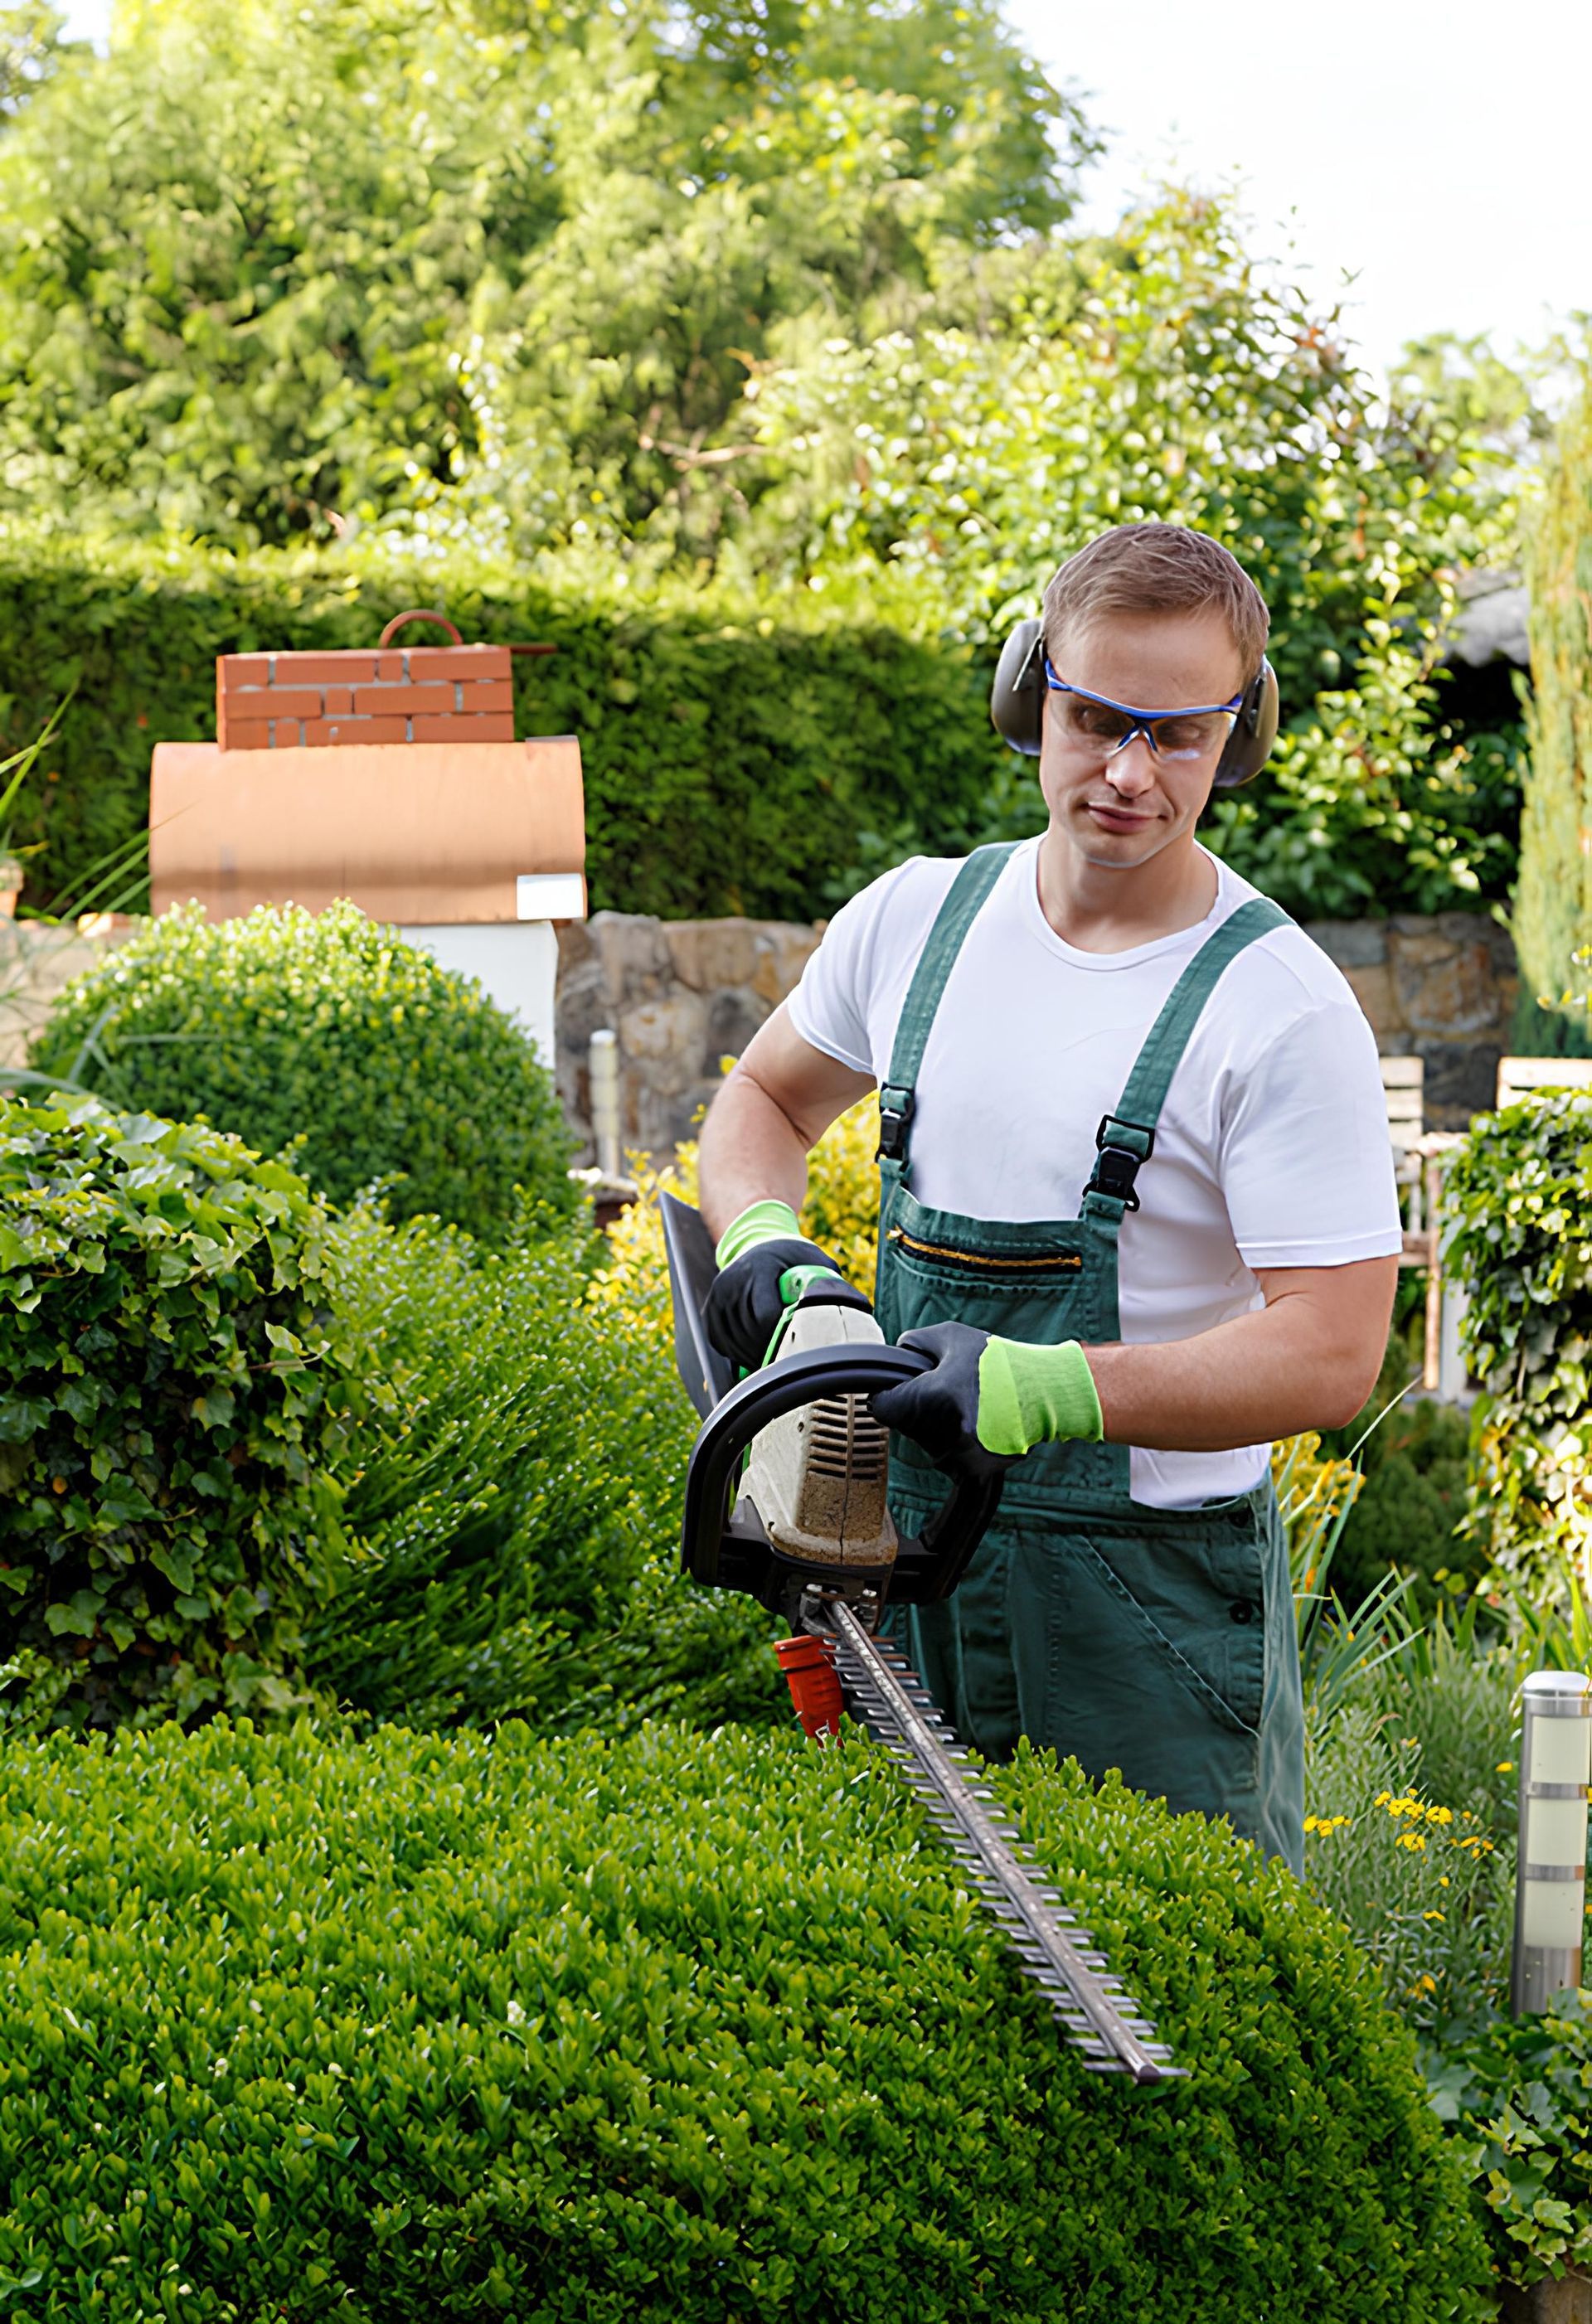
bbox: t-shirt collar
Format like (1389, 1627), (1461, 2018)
(1017, 837), (1235, 970)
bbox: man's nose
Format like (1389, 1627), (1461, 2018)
(1104, 733), (1159, 791)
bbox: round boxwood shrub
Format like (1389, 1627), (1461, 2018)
(0, 1094), (360, 1730)
(31, 901), (575, 1244)
(0, 1715), (1491, 2322)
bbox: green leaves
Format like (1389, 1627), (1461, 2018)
(1444, 1089), (1592, 1607)
(0, 1715), (1492, 2322)
(1425, 1993), (1592, 2285)
(0, 1091), (362, 1729)
(31, 900), (575, 1246)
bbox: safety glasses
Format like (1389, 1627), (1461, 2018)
(1041, 651), (1242, 764)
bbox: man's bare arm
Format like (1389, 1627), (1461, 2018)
(696, 1004), (876, 1239)
(1084, 1256), (1398, 1450)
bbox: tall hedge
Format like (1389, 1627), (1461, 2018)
(1516, 385), (1592, 1024)
(0, 532), (1003, 922)
(0, 1715), (1492, 2322)
(1444, 1084), (1592, 1609)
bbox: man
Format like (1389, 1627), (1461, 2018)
(696, 524), (1400, 1871)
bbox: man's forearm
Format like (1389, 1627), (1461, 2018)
(1081, 1262), (1395, 1451)
(696, 1064), (812, 1240)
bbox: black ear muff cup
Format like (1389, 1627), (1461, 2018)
(1211, 658), (1279, 789)
(989, 619), (1279, 787)
(989, 616), (1046, 755)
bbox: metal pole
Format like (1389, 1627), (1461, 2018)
(589, 1028), (621, 1182)
(1512, 1670), (1592, 2016)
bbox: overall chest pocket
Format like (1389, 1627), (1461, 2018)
(880, 1217), (1090, 1340)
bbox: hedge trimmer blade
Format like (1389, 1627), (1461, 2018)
(813, 1594), (1182, 2084)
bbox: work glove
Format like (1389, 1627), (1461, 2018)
(869, 1321), (1104, 1476)
(703, 1198), (845, 1371)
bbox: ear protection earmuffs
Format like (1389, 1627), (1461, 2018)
(989, 616), (1279, 789)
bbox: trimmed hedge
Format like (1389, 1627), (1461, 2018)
(0, 1095), (354, 1730)
(1444, 1085), (1592, 1608)
(30, 902), (575, 1244)
(0, 534), (1004, 921)
(0, 1715), (1490, 2323)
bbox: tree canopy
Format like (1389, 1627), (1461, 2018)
(0, 0), (1531, 920)
(0, 0), (1089, 547)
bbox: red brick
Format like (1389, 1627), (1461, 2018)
(219, 654), (273, 691)
(220, 720), (273, 751)
(272, 719), (307, 747)
(375, 654), (405, 682)
(405, 645), (512, 682)
(323, 687), (354, 716)
(456, 679), (514, 714)
(330, 716), (410, 745)
(352, 682), (454, 717)
(248, 686), (323, 722)
(409, 712), (516, 743)
(272, 653), (376, 686)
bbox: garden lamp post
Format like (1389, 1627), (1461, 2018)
(1512, 1670), (1592, 2016)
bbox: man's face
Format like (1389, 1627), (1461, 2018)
(1036, 609), (1246, 872)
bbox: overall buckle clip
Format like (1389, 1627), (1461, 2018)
(876, 1083), (916, 1165)
(1087, 1115), (1156, 1212)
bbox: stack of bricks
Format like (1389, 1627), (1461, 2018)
(216, 642), (515, 750)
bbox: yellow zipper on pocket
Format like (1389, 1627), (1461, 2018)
(886, 1225), (1082, 1272)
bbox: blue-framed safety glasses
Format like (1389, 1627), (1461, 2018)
(1041, 650), (1242, 764)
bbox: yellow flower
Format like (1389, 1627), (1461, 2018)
(1497, 1762), (1516, 1774)
(1395, 1831), (1427, 1851)
(1409, 1973), (1438, 1997)
(1424, 1805), (1454, 1826)
(1422, 1910), (1446, 1922)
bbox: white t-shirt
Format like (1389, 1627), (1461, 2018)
(786, 837), (1402, 1510)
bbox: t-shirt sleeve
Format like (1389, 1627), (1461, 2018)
(785, 861), (920, 1077)
(1221, 998), (1405, 1269)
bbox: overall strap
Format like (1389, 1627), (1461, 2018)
(877, 842), (1018, 1190)
(1083, 896), (1292, 1221)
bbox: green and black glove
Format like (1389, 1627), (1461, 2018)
(869, 1321), (1104, 1475)
(703, 1198), (845, 1371)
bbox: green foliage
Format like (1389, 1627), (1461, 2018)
(1443, 1087), (1592, 1610)
(1516, 380), (1592, 1026)
(0, 532), (1006, 920)
(0, 2), (82, 120)
(0, 29), (1532, 924)
(0, 0), (1083, 551)
(1429, 1993), (1592, 2288)
(30, 900), (575, 1244)
(1330, 1400), (1479, 1619)
(1303, 1700), (1513, 2034)
(0, 1714), (1492, 2322)
(308, 1201), (745, 1734)
(0, 1094), (358, 1730)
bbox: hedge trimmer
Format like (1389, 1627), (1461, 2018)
(661, 1193), (1180, 2085)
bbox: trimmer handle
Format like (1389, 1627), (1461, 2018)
(680, 1342), (1005, 1612)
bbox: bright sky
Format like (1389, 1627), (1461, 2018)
(57, 0), (1592, 379)
(1012, 0), (1592, 375)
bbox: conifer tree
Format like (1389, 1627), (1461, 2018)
(1516, 384), (1592, 1045)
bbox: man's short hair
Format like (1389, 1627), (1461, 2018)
(1041, 524), (1270, 681)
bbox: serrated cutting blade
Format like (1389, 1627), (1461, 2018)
(811, 1593), (1183, 2084)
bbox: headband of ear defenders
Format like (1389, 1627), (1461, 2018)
(988, 616), (1279, 788)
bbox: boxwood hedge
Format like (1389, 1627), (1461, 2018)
(31, 902), (575, 1244)
(0, 1716), (1490, 2322)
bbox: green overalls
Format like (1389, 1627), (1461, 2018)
(874, 843), (1305, 1874)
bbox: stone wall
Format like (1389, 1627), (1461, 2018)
(1303, 913), (1517, 1128)
(556, 913), (822, 1162)
(556, 907), (1519, 1157)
